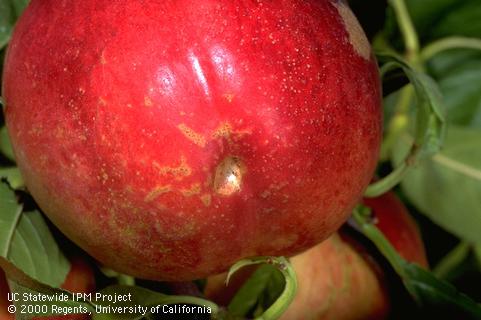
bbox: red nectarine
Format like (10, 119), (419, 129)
(3, 0), (381, 280)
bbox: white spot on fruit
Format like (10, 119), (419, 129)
(334, 0), (371, 60)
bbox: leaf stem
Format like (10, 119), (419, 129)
(117, 274), (135, 286)
(227, 257), (298, 320)
(380, 85), (413, 160)
(388, 0), (420, 64)
(364, 162), (409, 198)
(433, 241), (471, 280)
(352, 206), (407, 276)
(421, 37), (481, 61)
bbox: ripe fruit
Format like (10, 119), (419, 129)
(0, 256), (95, 320)
(205, 192), (428, 319)
(2, 0), (382, 280)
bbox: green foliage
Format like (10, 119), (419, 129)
(0, 0), (29, 49)
(0, 126), (15, 162)
(226, 256), (297, 320)
(227, 264), (283, 317)
(353, 206), (481, 318)
(387, 0), (481, 43)
(403, 263), (481, 318)
(394, 126), (481, 245)
(0, 167), (23, 188)
(428, 50), (481, 127)
(0, 182), (70, 287)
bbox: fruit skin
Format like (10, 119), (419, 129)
(2, 0), (382, 280)
(0, 256), (95, 320)
(205, 192), (428, 320)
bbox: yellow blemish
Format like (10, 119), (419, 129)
(260, 190), (271, 199)
(204, 173), (213, 187)
(181, 183), (202, 197)
(269, 182), (288, 191)
(98, 97), (107, 106)
(213, 156), (246, 196)
(177, 123), (206, 148)
(28, 126), (43, 136)
(145, 185), (172, 202)
(200, 194), (212, 207)
(144, 96), (153, 107)
(98, 169), (108, 184)
(334, 1), (371, 60)
(55, 127), (65, 139)
(100, 50), (106, 65)
(212, 122), (252, 141)
(223, 93), (235, 103)
(153, 156), (192, 181)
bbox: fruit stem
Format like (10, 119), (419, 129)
(420, 37), (481, 61)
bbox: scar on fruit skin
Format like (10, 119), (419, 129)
(177, 123), (206, 147)
(213, 156), (246, 196)
(334, 0), (370, 60)
(200, 194), (212, 207)
(212, 122), (252, 139)
(144, 96), (153, 107)
(181, 183), (202, 197)
(153, 156), (192, 180)
(145, 185), (172, 202)
(223, 93), (235, 103)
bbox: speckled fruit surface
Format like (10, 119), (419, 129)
(2, 0), (382, 280)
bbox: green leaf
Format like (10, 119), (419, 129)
(0, 181), (69, 287)
(427, 50), (481, 128)
(9, 210), (70, 287)
(0, 181), (22, 257)
(403, 263), (481, 318)
(403, 0), (481, 41)
(394, 126), (481, 245)
(0, 0), (15, 49)
(433, 242), (472, 280)
(0, 0), (29, 49)
(353, 206), (481, 318)
(228, 264), (281, 317)
(428, 2), (481, 39)
(0, 167), (23, 189)
(226, 256), (297, 320)
(0, 126), (16, 162)
(475, 245), (481, 269)
(366, 53), (446, 197)
(92, 285), (219, 320)
(10, 0), (29, 18)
